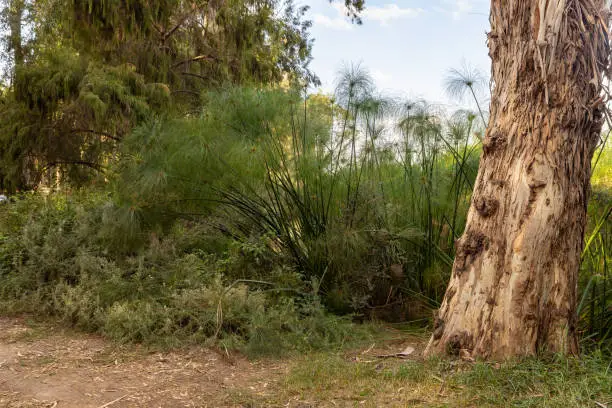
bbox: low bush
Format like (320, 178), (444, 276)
(0, 193), (370, 355)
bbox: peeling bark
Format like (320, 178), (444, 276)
(424, 0), (610, 359)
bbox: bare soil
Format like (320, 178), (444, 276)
(0, 317), (430, 408)
(0, 317), (287, 408)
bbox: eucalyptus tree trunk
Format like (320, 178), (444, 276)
(424, 0), (609, 359)
(7, 0), (25, 68)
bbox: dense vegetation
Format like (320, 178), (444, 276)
(0, 0), (609, 360)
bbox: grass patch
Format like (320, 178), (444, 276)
(236, 350), (611, 407)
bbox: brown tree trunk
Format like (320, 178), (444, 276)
(424, 0), (609, 359)
(8, 0), (25, 68)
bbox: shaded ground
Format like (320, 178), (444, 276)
(0, 317), (425, 408)
(0, 317), (290, 407)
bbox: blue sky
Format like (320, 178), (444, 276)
(303, 0), (491, 108)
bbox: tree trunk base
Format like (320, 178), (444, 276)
(423, 0), (608, 360)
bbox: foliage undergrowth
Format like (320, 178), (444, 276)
(0, 192), (374, 356)
(579, 145), (611, 351)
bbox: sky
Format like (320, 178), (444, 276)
(303, 0), (491, 109)
(1, 0), (492, 108)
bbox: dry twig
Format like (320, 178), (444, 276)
(96, 394), (130, 408)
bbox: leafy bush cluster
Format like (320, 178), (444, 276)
(0, 193), (367, 355)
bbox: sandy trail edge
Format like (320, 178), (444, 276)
(0, 317), (284, 408)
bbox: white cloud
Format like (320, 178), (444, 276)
(452, 0), (473, 20)
(313, 13), (353, 31)
(362, 4), (424, 26)
(372, 70), (392, 84)
(313, 3), (423, 30)
(439, 0), (486, 20)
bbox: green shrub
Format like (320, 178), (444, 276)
(0, 192), (365, 355)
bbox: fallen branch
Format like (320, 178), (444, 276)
(375, 345), (415, 359)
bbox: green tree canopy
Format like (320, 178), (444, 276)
(0, 0), (320, 190)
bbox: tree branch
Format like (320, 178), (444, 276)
(171, 89), (201, 97)
(172, 55), (217, 69)
(179, 72), (209, 81)
(71, 129), (121, 142)
(44, 160), (106, 171)
(160, 2), (200, 42)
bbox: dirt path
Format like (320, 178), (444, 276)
(0, 317), (286, 407)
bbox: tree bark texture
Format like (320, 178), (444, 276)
(424, 0), (610, 359)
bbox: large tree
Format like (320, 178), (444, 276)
(424, 0), (610, 359)
(0, 0), (318, 190)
